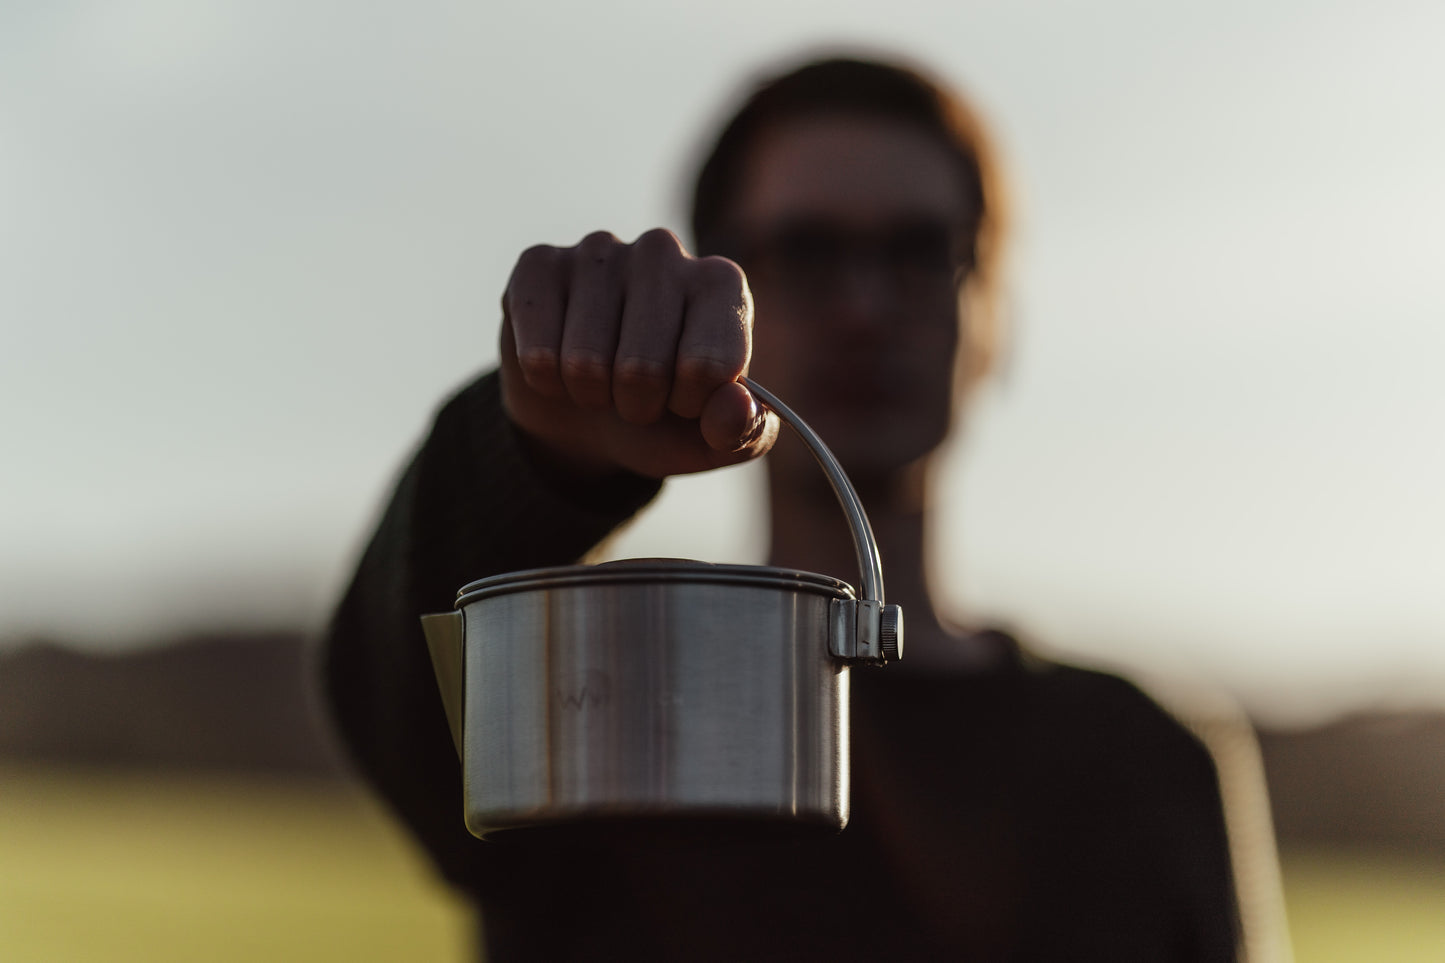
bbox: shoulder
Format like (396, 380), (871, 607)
(1024, 655), (1197, 737)
(1000, 642), (1225, 801)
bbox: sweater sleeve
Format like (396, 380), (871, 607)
(320, 370), (661, 891)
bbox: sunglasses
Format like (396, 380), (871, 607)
(729, 217), (974, 299)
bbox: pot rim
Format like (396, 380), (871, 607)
(456, 557), (855, 608)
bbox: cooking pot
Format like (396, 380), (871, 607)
(420, 379), (902, 838)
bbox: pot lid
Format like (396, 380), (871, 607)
(456, 557), (855, 607)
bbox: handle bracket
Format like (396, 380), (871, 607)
(829, 593), (904, 665)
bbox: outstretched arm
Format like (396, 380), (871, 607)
(321, 227), (776, 890)
(321, 370), (662, 889)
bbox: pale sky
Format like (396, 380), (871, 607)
(3, 0), (1442, 725)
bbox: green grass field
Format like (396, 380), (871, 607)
(2, 765), (1441, 962)
(0, 767), (470, 963)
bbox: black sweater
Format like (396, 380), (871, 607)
(323, 371), (1241, 962)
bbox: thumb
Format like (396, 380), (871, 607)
(699, 380), (779, 463)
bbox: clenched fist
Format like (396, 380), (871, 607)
(499, 228), (778, 480)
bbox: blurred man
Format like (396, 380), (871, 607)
(325, 56), (1271, 961)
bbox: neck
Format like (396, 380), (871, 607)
(764, 451), (993, 672)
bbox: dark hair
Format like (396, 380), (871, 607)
(688, 55), (1008, 386)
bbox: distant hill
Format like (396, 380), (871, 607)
(1258, 711), (1445, 854)
(0, 633), (347, 776)
(2, 633), (1443, 853)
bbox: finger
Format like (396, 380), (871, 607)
(593, 401), (776, 478)
(502, 244), (569, 398)
(669, 255), (753, 419)
(559, 231), (625, 410)
(699, 380), (778, 460)
(498, 311), (521, 382)
(614, 228), (688, 425)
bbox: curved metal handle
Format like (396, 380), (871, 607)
(743, 379), (900, 663)
(742, 379), (883, 604)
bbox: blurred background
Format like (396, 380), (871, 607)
(2, 0), (1442, 960)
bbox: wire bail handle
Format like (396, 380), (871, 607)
(743, 378), (902, 663)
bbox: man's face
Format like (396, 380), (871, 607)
(730, 114), (974, 485)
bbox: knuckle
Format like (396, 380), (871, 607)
(518, 346), (558, 375)
(516, 243), (563, 273)
(613, 356), (671, 393)
(675, 352), (737, 386)
(575, 230), (623, 263)
(560, 350), (611, 385)
(631, 227), (685, 261)
(693, 254), (747, 291)
(507, 245), (564, 309)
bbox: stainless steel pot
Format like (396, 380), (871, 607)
(420, 379), (902, 838)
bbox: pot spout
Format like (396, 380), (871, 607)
(420, 611), (465, 759)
